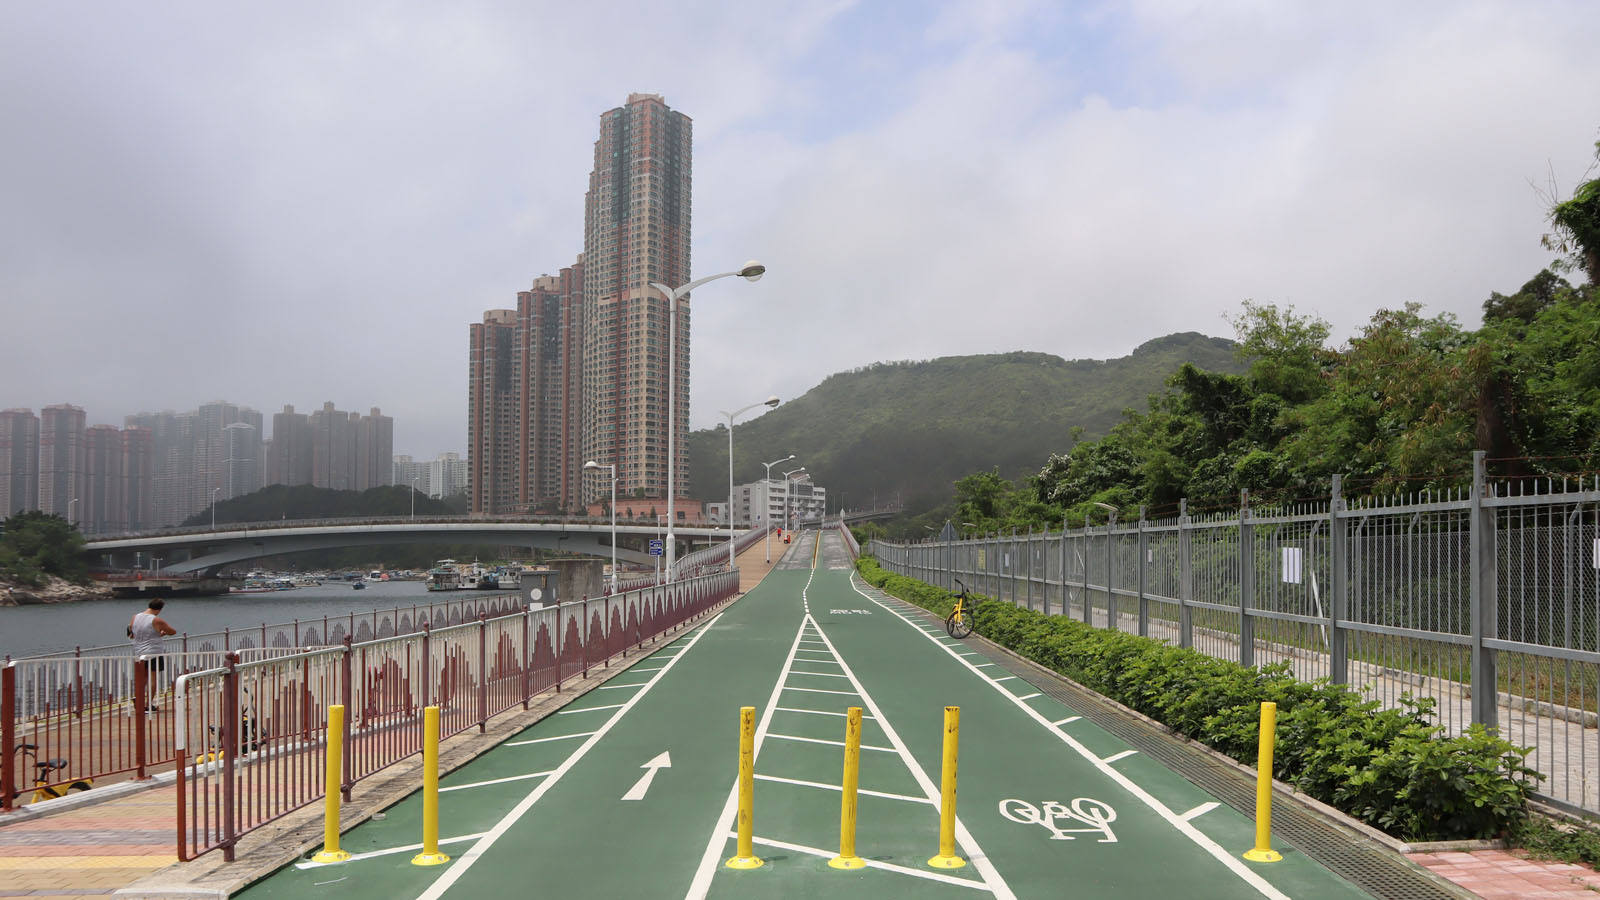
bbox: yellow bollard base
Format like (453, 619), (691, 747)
(927, 854), (966, 869)
(411, 851), (452, 867)
(829, 855), (867, 870)
(725, 854), (765, 870)
(1243, 848), (1283, 863)
(310, 849), (351, 864)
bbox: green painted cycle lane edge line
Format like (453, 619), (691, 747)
(286, 607), (730, 900)
(847, 572), (1296, 900)
(683, 562), (1018, 900)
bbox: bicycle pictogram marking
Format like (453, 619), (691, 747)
(999, 798), (1118, 843)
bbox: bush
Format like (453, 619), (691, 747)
(855, 556), (1541, 842)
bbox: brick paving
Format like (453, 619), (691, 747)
(1409, 849), (1600, 899)
(5, 537), (1598, 900)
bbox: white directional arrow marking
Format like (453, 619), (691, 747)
(621, 751), (672, 801)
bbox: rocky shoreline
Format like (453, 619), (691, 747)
(0, 576), (114, 606)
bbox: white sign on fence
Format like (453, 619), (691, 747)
(1281, 547), (1303, 585)
(1593, 538), (1599, 570)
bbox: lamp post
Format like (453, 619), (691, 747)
(211, 487), (221, 531)
(410, 476), (419, 520)
(783, 468), (809, 539)
(584, 461), (617, 594)
(153, 557), (163, 577)
(67, 497), (78, 527)
(721, 396), (780, 570)
(760, 455), (795, 563)
(650, 260), (766, 582)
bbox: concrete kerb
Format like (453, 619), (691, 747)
(112, 596), (740, 900)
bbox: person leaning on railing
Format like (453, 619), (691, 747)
(128, 599), (177, 710)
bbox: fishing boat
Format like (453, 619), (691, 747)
(426, 560), (463, 591)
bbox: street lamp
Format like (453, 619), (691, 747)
(783, 468), (809, 540)
(66, 497), (78, 527)
(153, 557), (163, 577)
(650, 260), (766, 582)
(721, 396), (780, 570)
(761, 454), (795, 563)
(211, 487), (221, 531)
(584, 460), (617, 594)
(410, 476), (419, 520)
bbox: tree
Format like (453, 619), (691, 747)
(1543, 139), (1600, 285)
(0, 511), (89, 586)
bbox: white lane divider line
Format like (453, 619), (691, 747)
(439, 769), (555, 793)
(849, 573), (1291, 900)
(1052, 717), (1081, 727)
(781, 685), (860, 697)
(295, 832), (489, 868)
(1181, 802), (1221, 821)
(734, 832), (991, 892)
(557, 703), (626, 715)
(599, 682), (648, 690)
(505, 731), (596, 747)
(1101, 750), (1138, 764)
(753, 773), (930, 805)
(773, 706), (875, 720)
(993, 676), (1017, 683)
(408, 610), (725, 900)
(766, 733), (897, 753)
(958, 652), (978, 657)
(1016, 692), (1042, 701)
(974, 663), (997, 669)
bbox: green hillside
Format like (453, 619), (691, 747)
(688, 332), (1243, 512)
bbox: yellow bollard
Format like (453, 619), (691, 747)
(829, 707), (866, 869)
(412, 706), (450, 866)
(725, 706), (764, 869)
(310, 704), (351, 863)
(927, 706), (965, 869)
(1242, 701), (1283, 862)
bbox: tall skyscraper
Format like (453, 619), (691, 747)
(121, 426), (153, 532)
(355, 408), (394, 491)
(0, 408), (40, 516)
(267, 404), (314, 487)
(580, 93), (693, 505)
(467, 262), (585, 515)
(82, 424), (124, 534)
(38, 404), (86, 521)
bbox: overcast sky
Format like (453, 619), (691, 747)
(4, 1), (1598, 457)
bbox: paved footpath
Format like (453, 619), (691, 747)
(4, 532), (1599, 899)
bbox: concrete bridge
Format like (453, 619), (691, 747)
(82, 516), (743, 575)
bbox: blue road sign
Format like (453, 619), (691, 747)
(648, 539), (664, 556)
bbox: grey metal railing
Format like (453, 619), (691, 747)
(870, 451), (1600, 818)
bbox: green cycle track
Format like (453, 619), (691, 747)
(238, 530), (1379, 900)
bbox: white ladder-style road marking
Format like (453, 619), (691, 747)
(766, 732), (897, 753)
(405, 612), (725, 900)
(1016, 692), (1042, 701)
(1101, 750), (1139, 764)
(752, 773), (931, 805)
(735, 833), (991, 891)
(1181, 802), (1221, 821)
(295, 832), (489, 869)
(506, 731), (595, 747)
(1052, 717), (1081, 727)
(557, 703), (627, 715)
(440, 769), (554, 793)
(850, 575), (1292, 900)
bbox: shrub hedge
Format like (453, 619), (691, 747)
(856, 556), (1541, 842)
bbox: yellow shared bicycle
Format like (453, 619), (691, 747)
(10, 743), (93, 804)
(945, 578), (977, 639)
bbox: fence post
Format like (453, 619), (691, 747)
(1105, 513), (1116, 631)
(1137, 507), (1148, 638)
(1469, 450), (1499, 731)
(477, 612), (488, 734)
(1, 662), (14, 812)
(1081, 516), (1092, 626)
(1240, 490), (1255, 669)
(419, 625), (431, 714)
(1060, 516), (1068, 618)
(1329, 475), (1348, 685)
(522, 606), (532, 709)
(1179, 499), (1193, 649)
(340, 637), (353, 800)
(221, 653), (239, 861)
(134, 658), (148, 780)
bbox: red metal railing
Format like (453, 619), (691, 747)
(173, 570), (737, 861)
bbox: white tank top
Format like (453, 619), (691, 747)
(130, 612), (165, 656)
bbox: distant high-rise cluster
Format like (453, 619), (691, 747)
(393, 452), (467, 500)
(0, 400), (396, 533)
(470, 92), (693, 515)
